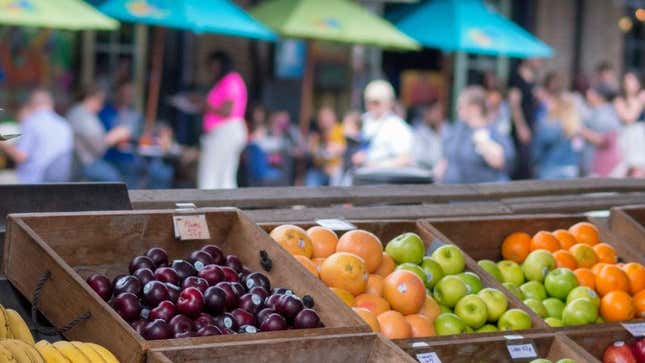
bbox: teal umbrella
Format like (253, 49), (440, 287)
(391, 0), (552, 58)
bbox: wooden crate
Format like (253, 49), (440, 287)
(146, 333), (416, 363)
(400, 332), (599, 363)
(3, 209), (368, 363)
(566, 326), (639, 361)
(260, 221), (548, 336)
(610, 205), (645, 255)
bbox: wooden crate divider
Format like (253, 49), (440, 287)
(610, 204), (645, 255)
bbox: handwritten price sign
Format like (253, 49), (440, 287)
(173, 215), (210, 240)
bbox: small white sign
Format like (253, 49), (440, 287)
(503, 335), (525, 340)
(622, 322), (645, 337)
(315, 218), (356, 231)
(507, 344), (537, 359)
(173, 215), (210, 240)
(416, 352), (442, 363)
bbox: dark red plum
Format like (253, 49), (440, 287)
(114, 275), (142, 296)
(165, 283), (180, 304)
(112, 292), (142, 322)
(169, 314), (193, 334)
(150, 300), (176, 322)
(220, 267), (239, 282)
(198, 265), (225, 286)
(201, 245), (224, 265)
(219, 327), (236, 335)
(239, 325), (258, 334)
(171, 260), (196, 281)
(203, 286), (227, 315)
(214, 313), (239, 332)
(249, 286), (269, 300)
(154, 267), (180, 286)
(239, 293), (264, 314)
(230, 282), (246, 297)
(225, 255), (243, 272)
(86, 274), (113, 301)
(130, 319), (147, 335)
(214, 282), (239, 310)
(182, 276), (209, 293)
(272, 287), (293, 296)
(245, 272), (271, 292)
(259, 313), (287, 331)
(196, 325), (222, 337)
(129, 256), (155, 274)
(145, 247), (169, 268)
(142, 281), (170, 307)
(293, 309), (321, 329)
(256, 308), (275, 325)
(264, 294), (283, 310)
(133, 268), (155, 286)
(276, 295), (303, 321)
(231, 308), (256, 327)
(142, 319), (173, 340)
(174, 330), (195, 339)
(188, 250), (214, 270)
(177, 287), (204, 317)
(193, 313), (217, 331)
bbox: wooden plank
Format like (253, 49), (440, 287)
(565, 326), (637, 361)
(506, 193), (645, 214)
(475, 178), (645, 198)
(610, 205), (645, 254)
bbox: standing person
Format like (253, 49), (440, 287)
(614, 72), (644, 125)
(508, 59), (539, 179)
(595, 61), (619, 92)
(437, 86), (515, 184)
(67, 85), (130, 182)
(531, 73), (583, 180)
(411, 101), (445, 172)
(614, 72), (645, 176)
(0, 90), (73, 183)
(198, 51), (248, 189)
(305, 106), (346, 186)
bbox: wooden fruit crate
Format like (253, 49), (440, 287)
(146, 332), (416, 363)
(566, 326), (639, 361)
(400, 332), (599, 363)
(3, 209), (369, 363)
(610, 205), (645, 255)
(260, 221), (548, 336)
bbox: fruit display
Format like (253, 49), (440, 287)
(269, 225), (534, 339)
(476, 222), (645, 327)
(86, 244), (323, 339)
(602, 339), (645, 363)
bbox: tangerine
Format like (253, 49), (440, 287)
(593, 243), (617, 264)
(592, 262), (608, 275)
(622, 262), (645, 295)
(595, 264), (630, 296)
(355, 293), (391, 315)
(320, 252), (368, 296)
(501, 232), (532, 263)
(311, 257), (326, 272)
(293, 255), (319, 278)
(569, 222), (600, 246)
(404, 314), (435, 337)
(553, 250), (578, 270)
(569, 243), (599, 268)
(270, 225), (313, 257)
(530, 231), (561, 252)
(377, 310), (412, 339)
(330, 287), (355, 306)
(600, 290), (635, 322)
(553, 229), (578, 250)
(352, 307), (380, 332)
(307, 226), (338, 259)
(383, 270), (426, 315)
(418, 295), (442, 321)
(633, 290), (645, 319)
(574, 268), (596, 290)
(366, 274), (385, 297)
(374, 253), (396, 277)
(336, 230), (383, 273)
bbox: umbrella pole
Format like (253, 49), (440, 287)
(299, 40), (314, 135)
(145, 27), (167, 133)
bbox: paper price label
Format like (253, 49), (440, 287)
(416, 352), (442, 363)
(315, 218), (356, 231)
(622, 322), (645, 337)
(504, 335), (525, 340)
(507, 344), (537, 359)
(173, 215), (210, 240)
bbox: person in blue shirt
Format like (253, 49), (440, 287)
(531, 73), (583, 180)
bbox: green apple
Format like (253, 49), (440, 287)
(545, 317), (563, 327)
(478, 288), (508, 322)
(457, 272), (484, 294)
(433, 275), (468, 308)
(596, 316), (604, 324)
(544, 268), (578, 300)
(529, 360), (552, 363)
(524, 298), (548, 318)
(522, 250), (556, 282)
(455, 295), (488, 329)
(566, 286), (600, 308)
(431, 245), (465, 275)
(420, 257), (445, 288)
(476, 324), (498, 333)
(497, 308), (532, 331)
(555, 359), (576, 363)
(503, 282), (525, 300)
(434, 313), (467, 335)
(478, 259), (504, 282)
(543, 298), (566, 319)
(497, 260), (525, 287)
(464, 325), (474, 333)
(385, 232), (425, 264)
(520, 281), (548, 301)
(396, 263), (428, 286)
(562, 298), (598, 326)
(439, 304), (451, 314)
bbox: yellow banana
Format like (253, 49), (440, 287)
(52, 341), (89, 363)
(0, 344), (17, 363)
(5, 310), (34, 345)
(12, 340), (43, 363)
(0, 305), (12, 339)
(70, 343), (104, 363)
(83, 344), (118, 363)
(0, 340), (31, 363)
(34, 341), (68, 363)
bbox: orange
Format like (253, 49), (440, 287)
(574, 268), (596, 290)
(501, 232), (532, 263)
(595, 264), (630, 296)
(307, 226), (338, 259)
(366, 274), (385, 297)
(270, 225), (314, 257)
(320, 252), (368, 296)
(355, 294), (391, 315)
(383, 270), (426, 315)
(374, 253), (396, 277)
(553, 250), (577, 270)
(336, 230), (383, 273)
(592, 262), (608, 275)
(352, 307), (380, 332)
(633, 290), (645, 319)
(530, 231), (561, 252)
(569, 243), (599, 268)
(330, 287), (355, 307)
(600, 290), (635, 322)
(294, 255), (319, 278)
(404, 314), (435, 337)
(593, 243), (617, 264)
(418, 295), (441, 320)
(553, 229), (578, 250)
(312, 257), (326, 272)
(377, 310), (412, 339)
(569, 222), (600, 246)
(622, 262), (645, 294)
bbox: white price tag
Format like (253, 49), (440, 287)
(507, 344), (537, 359)
(315, 218), (356, 231)
(504, 335), (525, 340)
(622, 322), (645, 337)
(416, 352), (442, 363)
(173, 215), (210, 240)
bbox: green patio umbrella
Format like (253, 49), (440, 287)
(251, 0), (419, 131)
(0, 0), (118, 30)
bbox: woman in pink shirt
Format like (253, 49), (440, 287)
(198, 51), (248, 189)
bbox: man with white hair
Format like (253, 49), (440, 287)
(1, 89), (73, 183)
(352, 80), (413, 168)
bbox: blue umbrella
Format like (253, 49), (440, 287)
(391, 0), (552, 58)
(99, 0), (275, 40)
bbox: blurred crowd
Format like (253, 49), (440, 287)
(4, 53), (645, 188)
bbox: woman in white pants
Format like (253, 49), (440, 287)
(198, 51), (248, 189)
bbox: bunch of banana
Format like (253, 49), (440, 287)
(0, 305), (34, 345)
(0, 339), (43, 363)
(35, 341), (119, 363)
